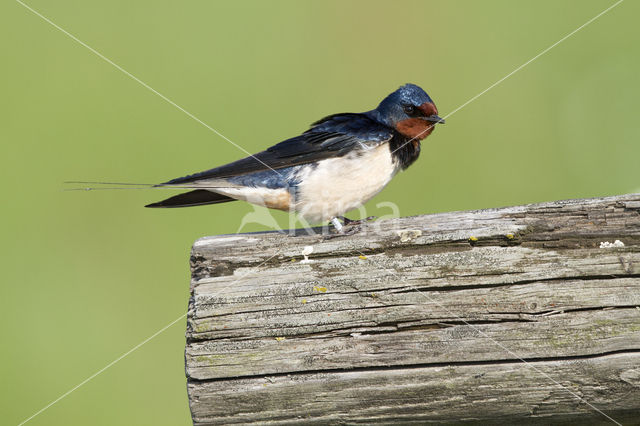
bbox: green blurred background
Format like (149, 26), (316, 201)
(2, 0), (638, 424)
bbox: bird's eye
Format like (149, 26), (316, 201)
(403, 105), (415, 115)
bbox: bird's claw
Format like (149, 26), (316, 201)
(337, 216), (377, 226)
(324, 215), (377, 239)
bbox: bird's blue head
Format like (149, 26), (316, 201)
(372, 83), (444, 140)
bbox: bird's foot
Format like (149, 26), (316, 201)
(325, 216), (377, 238)
(337, 216), (377, 226)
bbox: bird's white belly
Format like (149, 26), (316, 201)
(294, 144), (399, 223)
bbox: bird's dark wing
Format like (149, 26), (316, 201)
(163, 113), (393, 185)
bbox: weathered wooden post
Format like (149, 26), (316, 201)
(185, 193), (640, 425)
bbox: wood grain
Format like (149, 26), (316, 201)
(186, 193), (640, 425)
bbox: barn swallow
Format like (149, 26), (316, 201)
(146, 83), (444, 232)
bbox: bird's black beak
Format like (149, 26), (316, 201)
(425, 114), (445, 124)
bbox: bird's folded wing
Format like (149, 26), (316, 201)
(162, 113), (393, 185)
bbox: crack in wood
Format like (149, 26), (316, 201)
(187, 349), (640, 384)
(393, 273), (640, 294)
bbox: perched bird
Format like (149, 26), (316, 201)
(146, 83), (444, 232)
